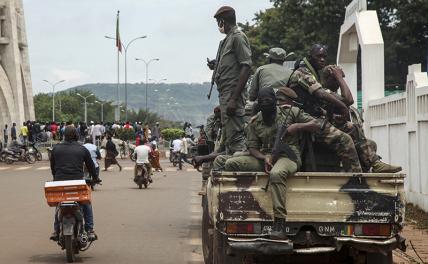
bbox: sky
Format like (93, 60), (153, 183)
(22, 0), (273, 94)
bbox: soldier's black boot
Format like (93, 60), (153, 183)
(270, 217), (289, 240)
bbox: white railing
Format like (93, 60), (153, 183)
(366, 64), (428, 212)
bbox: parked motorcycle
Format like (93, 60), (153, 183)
(134, 164), (150, 189)
(4, 144), (36, 164)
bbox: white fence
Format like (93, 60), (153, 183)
(366, 64), (428, 211)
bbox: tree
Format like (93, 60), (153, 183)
(241, 0), (428, 89)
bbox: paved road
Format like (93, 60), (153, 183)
(0, 159), (204, 264)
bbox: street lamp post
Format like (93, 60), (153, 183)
(105, 35), (147, 121)
(95, 101), (106, 123)
(135, 58), (160, 112)
(43, 80), (65, 122)
(76, 93), (94, 124)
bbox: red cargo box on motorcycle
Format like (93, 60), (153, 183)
(44, 180), (91, 207)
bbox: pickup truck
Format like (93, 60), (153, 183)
(201, 145), (406, 264)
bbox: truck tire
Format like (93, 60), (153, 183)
(366, 251), (392, 264)
(213, 231), (242, 264)
(202, 196), (213, 264)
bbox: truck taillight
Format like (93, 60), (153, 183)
(226, 222), (261, 234)
(354, 224), (391, 236)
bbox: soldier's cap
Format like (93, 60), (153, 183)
(264, 47), (295, 61)
(214, 6), (235, 19)
(276, 87), (298, 101)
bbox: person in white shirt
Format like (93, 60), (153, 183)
(181, 134), (193, 165)
(172, 137), (183, 153)
(83, 136), (102, 183)
(133, 138), (153, 182)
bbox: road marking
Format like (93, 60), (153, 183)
(188, 238), (202, 246)
(123, 166), (134, 171)
(187, 168), (197, 172)
(36, 166), (50, 170)
(0, 167), (10, 171)
(15, 166), (31, 171)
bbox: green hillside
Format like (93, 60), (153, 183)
(68, 83), (219, 126)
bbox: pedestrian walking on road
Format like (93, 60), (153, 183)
(104, 134), (122, 171)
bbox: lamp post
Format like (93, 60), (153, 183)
(95, 101), (106, 123)
(43, 80), (65, 122)
(76, 93), (94, 124)
(105, 35), (147, 121)
(135, 58), (160, 112)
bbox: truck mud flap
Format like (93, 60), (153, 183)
(228, 237), (293, 255)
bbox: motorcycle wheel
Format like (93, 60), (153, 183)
(130, 155), (136, 162)
(26, 154), (36, 164)
(138, 183), (143, 189)
(64, 235), (75, 263)
(36, 152), (43, 161)
(5, 158), (14, 164)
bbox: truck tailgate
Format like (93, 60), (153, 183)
(213, 172), (405, 225)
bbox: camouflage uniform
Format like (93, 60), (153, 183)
(288, 58), (362, 172)
(205, 113), (221, 142)
(213, 26), (252, 155)
(224, 106), (313, 219)
(326, 93), (381, 172)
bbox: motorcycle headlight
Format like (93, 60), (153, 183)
(28, 148), (34, 153)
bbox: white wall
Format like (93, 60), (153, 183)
(366, 64), (428, 212)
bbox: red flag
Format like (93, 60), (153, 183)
(116, 11), (122, 52)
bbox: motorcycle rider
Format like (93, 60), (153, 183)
(49, 126), (98, 241)
(83, 136), (102, 183)
(133, 138), (153, 183)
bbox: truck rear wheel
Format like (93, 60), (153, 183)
(366, 251), (392, 264)
(213, 231), (243, 264)
(202, 196), (213, 264)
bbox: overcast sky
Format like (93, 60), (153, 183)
(23, 0), (272, 94)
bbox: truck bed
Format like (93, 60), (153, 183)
(210, 171), (405, 226)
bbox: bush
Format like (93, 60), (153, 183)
(161, 128), (183, 141)
(116, 128), (135, 141)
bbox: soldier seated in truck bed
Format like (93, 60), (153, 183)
(222, 87), (365, 240)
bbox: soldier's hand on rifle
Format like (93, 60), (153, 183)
(207, 58), (216, 70)
(226, 100), (237, 116)
(286, 123), (300, 135)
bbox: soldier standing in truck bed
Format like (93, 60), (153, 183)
(207, 6), (252, 155)
(320, 64), (402, 173)
(288, 44), (363, 172)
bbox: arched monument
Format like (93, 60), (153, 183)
(0, 0), (34, 131)
(337, 0), (384, 126)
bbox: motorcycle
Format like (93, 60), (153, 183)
(4, 143), (36, 164)
(29, 142), (43, 161)
(134, 164), (150, 189)
(56, 201), (93, 263)
(172, 151), (183, 170)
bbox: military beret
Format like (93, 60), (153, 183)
(276, 87), (298, 100)
(214, 6), (235, 18)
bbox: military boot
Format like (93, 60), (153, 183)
(270, 217), (289, 240)
(372, 160), (402, 173)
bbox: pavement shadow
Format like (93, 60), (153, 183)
(29, 253), (92, 263)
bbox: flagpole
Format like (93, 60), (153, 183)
(115, 10), (121, 121)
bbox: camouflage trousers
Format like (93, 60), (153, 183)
(224, 155), (297, 219)
(315, 120), (362, 172)
(219, 91), (247, 155)
(335, 121), (378, 172)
